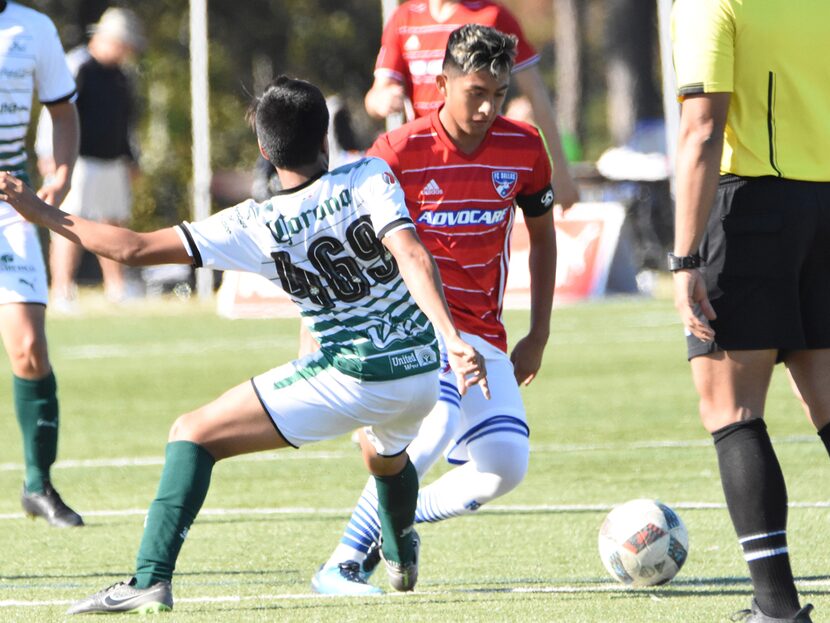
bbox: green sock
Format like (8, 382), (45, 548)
(375, 458), (418, 564)
(134, 441), (215, 588)
(14, 372), (59, 493)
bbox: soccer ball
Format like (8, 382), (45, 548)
(598, 499), (689, 587)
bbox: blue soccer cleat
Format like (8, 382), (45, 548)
(311, 562), (383, 596)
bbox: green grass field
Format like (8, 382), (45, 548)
(1, 294), (828, 622)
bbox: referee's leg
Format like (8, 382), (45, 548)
(692, 349), (806, 619)
(785, 349), (830, 450)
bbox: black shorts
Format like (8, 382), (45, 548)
(687, 175), (830, 359)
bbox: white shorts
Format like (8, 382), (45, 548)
(0, 216), (48, 305)
(61, 156), (131, 222)
(440, 332), (527, 464)
(252, 351), (439, 456)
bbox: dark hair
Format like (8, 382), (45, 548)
(249, 76), (329, 169)
(442, 24), (517, 78)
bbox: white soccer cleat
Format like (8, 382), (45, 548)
(66, 577), (173, 614)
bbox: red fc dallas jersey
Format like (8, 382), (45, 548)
(368, 111), (554, 352)
(375, 0), (539, 118)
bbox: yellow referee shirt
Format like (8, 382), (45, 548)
(672, 0), (830, 181)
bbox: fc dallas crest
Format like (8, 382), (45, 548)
(492, 170), (518, 198)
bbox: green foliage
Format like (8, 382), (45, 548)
(25, 1), (662, 226)
(29, 0), (381, 230)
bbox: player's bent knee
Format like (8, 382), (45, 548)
(168, 412), (203, 444)
(490, 453), (528, 496)
(365, 452), (408, 477)
(6, 334), (50, 379)
(697, 399), (758, 433)
(469, 436), (529, 498)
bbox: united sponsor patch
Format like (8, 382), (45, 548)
(492, 170), (518, 198)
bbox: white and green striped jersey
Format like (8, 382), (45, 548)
(177, 156), (440, 381)
(0, 1), (75, 227)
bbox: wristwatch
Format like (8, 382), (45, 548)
(667, 252), (701, 272)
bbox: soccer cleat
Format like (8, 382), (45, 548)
(21, 482), (84, 527)
(381, 529), (420, 592)
(361, 540), (382, 579)
(66, 577), (173, 615)
(731, 599), (814, 622)
(311, 562), (383, 596)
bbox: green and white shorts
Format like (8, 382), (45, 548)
(252, 351), (439, 456)
(0, 216), (48, 305)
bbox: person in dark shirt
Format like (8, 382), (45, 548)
(36, 7), (144, 309)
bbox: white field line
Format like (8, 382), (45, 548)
(56, 328), (682, 357)
(56, 337), (290, 360)
(2, 500), (829, 523)
(0, 435), (816, 473)
(4, 577), (830, 609)
(0, 450), (350, 472)
(52, 311), (679, 362)
(532, 434), (816, 453)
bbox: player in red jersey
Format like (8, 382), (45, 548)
(365, 0), (578, 210)
(312, 24), (556, 595)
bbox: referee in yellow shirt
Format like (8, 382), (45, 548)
(671, 1), (829, 621)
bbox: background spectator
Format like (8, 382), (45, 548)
(36, 7), (144, 309)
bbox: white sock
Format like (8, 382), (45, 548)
(415, 433), (529, 522)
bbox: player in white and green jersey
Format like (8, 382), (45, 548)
(1, 0), (83, 528)
(178, 156), (440, 384)
(0, 75), (488, 614)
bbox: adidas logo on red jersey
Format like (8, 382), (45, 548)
(421, 179), (443, 196)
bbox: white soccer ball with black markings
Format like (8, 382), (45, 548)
(598, 499), (689, 587)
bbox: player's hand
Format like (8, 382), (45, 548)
(445, 335), (490, 399)
(368, 83), (406, 118)
(673, 268), (716, 341)
(0, 172), (47, 222)
(553, 168), (579, 211)
(510, 333), (547, 386)
(36, 175), (70, 208)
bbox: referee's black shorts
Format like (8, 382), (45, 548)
(687, 175), (830, 360)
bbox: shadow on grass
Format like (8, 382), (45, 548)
(1, 568), (298, 582)
(194, 594), (529, 616)
(447, 574), (830, 600)
(187, 515), (340, 527)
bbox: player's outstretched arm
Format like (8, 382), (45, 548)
(510, 209), (556, 386)
(0, 172), (190, 266)
(383, 227), (489, 399)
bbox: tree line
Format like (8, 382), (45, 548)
(28, 0), (662, 225)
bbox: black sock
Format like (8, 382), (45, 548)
(712, 419), (800, 618)
(818, 423), (830, 459)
